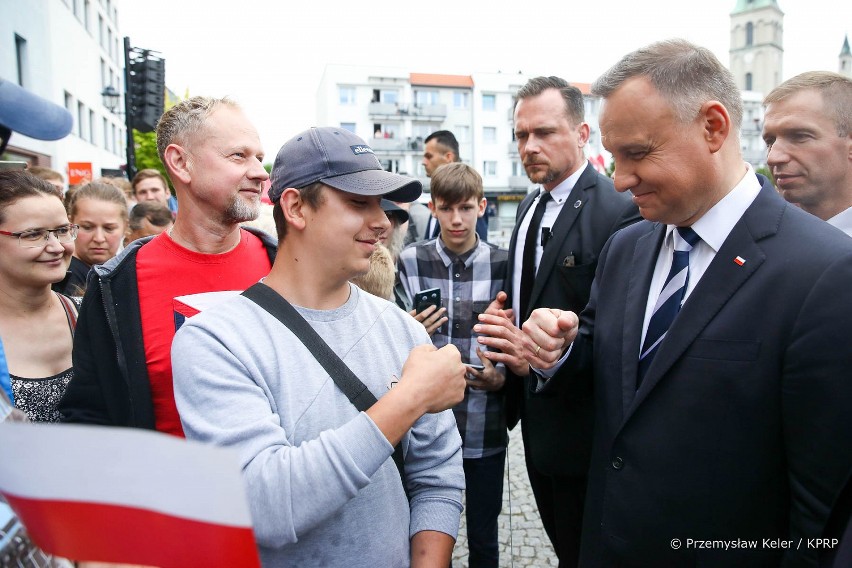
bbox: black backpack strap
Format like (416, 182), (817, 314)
(241, 283), (407, 490)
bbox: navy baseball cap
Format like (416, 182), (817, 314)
(0, 78), (73, 141)
(380, 199), (410, 224)
(269, 127), (421, 204)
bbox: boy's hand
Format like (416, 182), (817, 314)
(464, 348), (505, 391)
(409, 304), (448, 336)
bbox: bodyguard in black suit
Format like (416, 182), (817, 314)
(517, 40), (852, 567)
(481, 76), (638, 566)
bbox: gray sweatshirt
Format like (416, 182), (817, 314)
(172, 284), (464, 567)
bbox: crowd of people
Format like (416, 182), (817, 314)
(2, 37), (852, 568)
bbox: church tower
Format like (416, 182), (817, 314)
(729, 0), (784, 95)
(840, 35), (852, 78)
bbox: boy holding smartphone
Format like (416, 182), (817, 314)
(398, 162), (509, 568)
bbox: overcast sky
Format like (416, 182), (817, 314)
(118, 0), (851, 157)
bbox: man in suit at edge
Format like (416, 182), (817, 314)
(476, 76), (639, 566)
(504, 39), (852, 566)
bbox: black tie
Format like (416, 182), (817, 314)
(519, 191), (552, 320)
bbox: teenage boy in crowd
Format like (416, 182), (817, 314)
(398, 162), (509, 567)
(172, 127), (466, 568)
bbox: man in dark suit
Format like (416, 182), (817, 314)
(514, 40), (852, 566)
(478, 76), (638, 566)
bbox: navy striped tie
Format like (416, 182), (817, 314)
(637, 226), (700, 387)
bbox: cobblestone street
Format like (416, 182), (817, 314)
(452, 431), (558, 567)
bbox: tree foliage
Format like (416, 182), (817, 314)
(132, 129), (168, 184)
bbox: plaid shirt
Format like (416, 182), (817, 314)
(398, 236), (509, 458)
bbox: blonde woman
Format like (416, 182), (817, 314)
(58, 181), (128, 296)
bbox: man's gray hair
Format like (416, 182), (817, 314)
(591, 39), (743, 133)
(155, 96), (240, 164)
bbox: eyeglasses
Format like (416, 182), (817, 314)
(0, 224), (79, 248)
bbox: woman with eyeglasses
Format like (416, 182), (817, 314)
(0, 170), (80, 422)
(56, 181), (128, 296)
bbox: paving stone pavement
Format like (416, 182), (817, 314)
(452, 431), (559, 567)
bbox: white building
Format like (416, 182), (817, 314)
(1, 0), (126, 183)
(316, 64), (607, 237)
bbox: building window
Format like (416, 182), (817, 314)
(103, 118), (110, 151)
(112, 124), (119, 156)
(340, 122), (356, 133)
(412, 123), (432, 140)
(482, 126), (497, 144)
(745, 72), (753, 91)
(89, 110), (96, 144)
(77, 102), (85, 138)
(380, 159), (400, 173)
(372, 89), (399, 105)
(482, 94), (496, 111)
(455, 125), (470, 143)
(98, 15), (105, 48)
(339, 86), (356, 105)
(83, 0), (91, 33)
(14, 35), (28, 87)
(746, 22), (754, 46)
(372, 123), (400, 138)
(415, 90), (439, 106)
(511, 161), (524, 176)
(482, 161), (497, 177)
(65, 91), (73, 115)
(453, 91), (469, 109)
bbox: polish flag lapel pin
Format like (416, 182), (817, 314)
(734, 256), (746, 266)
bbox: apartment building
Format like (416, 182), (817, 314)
(316, 64), (608, 240)
(1, 0), (125, 181)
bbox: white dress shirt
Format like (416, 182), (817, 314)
(827, 206), (852, 237)
(511, 161), (588, 325)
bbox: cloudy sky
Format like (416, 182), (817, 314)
(119, 0), (851, 155)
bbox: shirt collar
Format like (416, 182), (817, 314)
(664, 164), (761, 252)
(436, 234), (482, 267)
(827, 205), (852, 237)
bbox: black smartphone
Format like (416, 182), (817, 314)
(414, 287), (441, 313)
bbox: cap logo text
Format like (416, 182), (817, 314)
(350, 145), (375, 156)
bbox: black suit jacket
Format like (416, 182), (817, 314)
(504, 162), (640, 477)
(561, 175), (852, 566)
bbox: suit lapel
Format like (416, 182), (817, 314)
(624, 179), (781, 420)
(620, 225), (664, 414)
(528, 165), (595, 314)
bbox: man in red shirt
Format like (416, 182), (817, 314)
(60, 97), (276, 434)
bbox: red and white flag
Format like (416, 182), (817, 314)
(0, 423), (260, 568)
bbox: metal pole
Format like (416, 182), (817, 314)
(122, 36), (136, 180)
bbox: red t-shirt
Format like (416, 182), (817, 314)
(136, 229), (272, 436)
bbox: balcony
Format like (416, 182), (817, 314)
(368, 102), (401, 118)
(410, 103), (447, 121)
(369, 136), (424, 153)
(508, 176), (530, 190)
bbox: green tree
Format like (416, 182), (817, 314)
(132, 129), (168, 182)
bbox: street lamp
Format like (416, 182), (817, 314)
(100, 85), (121, 114)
